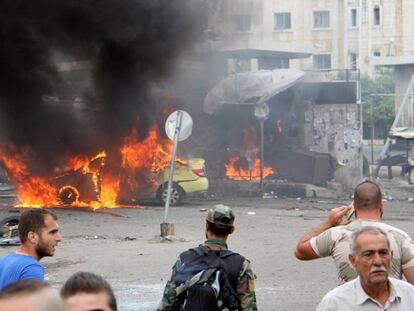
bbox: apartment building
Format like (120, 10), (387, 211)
(212, 0), (414, 75)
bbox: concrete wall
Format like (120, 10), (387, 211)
(303, 103), (361, 189)
(394, 65), (414, 127)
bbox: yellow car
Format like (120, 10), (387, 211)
(155, 158), (209, 206)
(52, 156), (209, 207)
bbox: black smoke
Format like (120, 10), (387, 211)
(0, 0), (211, 175)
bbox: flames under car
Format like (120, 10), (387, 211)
(50, 156), (209, 206)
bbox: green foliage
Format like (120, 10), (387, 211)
(361, 74), (395, 139)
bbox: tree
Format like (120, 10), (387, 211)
(361, 73), (395, 139)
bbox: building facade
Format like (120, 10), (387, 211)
(211, 0), (414, 75)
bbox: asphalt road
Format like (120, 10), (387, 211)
(0, 193), (414, 311)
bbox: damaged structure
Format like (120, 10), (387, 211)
(170, 1), (362, 197)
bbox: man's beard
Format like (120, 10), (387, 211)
(35, 241), (52, 259)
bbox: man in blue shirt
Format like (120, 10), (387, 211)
(0, 209), (62, 290)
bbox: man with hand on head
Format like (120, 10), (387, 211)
(0, 209), (62, 291)
(295, 180), (414, 284)
(316, 226), (414, 310)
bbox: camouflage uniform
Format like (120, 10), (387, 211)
(157, 205), (257, 311)
(310, 219), (414, 283)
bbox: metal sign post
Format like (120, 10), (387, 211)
(163, 110), (182, 224)
(254, 103), (270, 195)
(260, 120), (264, 193)
(161, 110), (193, 238)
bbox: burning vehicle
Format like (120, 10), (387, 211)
(50, 155), (208, 207)
(120, 158), (208, 206)
(0, 125), (209, 208)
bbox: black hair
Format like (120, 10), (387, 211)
(19, 209), (58, 243)
(0, 279), (49, 299)
(61, 272), (117, 311)
(206, 221), (233, 237)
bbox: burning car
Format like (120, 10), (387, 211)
(50, 153), (105, 205)
(154, 158), (208, 206)
(119, 158), (209, 206)
(48, 154), (208, 207)
(0, 126), (208, 208)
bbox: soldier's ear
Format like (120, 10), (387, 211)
(229, 226), (235, 234)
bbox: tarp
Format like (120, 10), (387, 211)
(389, 127), (414, 139)
(203, 69), (305, 115)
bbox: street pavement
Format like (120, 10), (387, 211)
(0, 178), (414, 310)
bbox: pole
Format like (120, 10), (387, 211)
(163, 111), (183, 224)
(260, 120), (264, 194)
(358, 0), (364, 179)
(370, 98), (374, 168)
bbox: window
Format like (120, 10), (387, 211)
(314, 11), (330, 28)
(350, 53), (357, 70)
(313, 54), (331, 69)
(234, 15), (251, 32)
(350, 8), (357, 27)
(373, 51), (381, 56)
(373, 6), (381, 26)
(259, 57), (290, 69)
(231, 58), (251, 72)
(274, 12), (291, 30)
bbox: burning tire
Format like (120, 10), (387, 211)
(58, 185), (80, 205)
(158, 184), (184, 206)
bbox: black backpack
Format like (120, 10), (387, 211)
(173, 247), (244, 311)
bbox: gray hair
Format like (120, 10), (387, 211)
(349, 226), (390, 255)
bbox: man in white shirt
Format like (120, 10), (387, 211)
(316, 226), (414, 310)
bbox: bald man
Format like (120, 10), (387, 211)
(295, 180), (414, 284)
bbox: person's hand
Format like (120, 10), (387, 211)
(326, 204), (353, 227)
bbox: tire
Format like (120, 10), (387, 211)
(158, 184), (183, 206)
(58, 186), (80, 205)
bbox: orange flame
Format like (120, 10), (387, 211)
(225, 156), (273, 181)
(0, 148), (58, 207)
(0, 124), (178, 209)
(121, 126), (173, 174)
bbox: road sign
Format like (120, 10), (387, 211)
(254, 103), (270, 121)
(165, 110), (193, 141)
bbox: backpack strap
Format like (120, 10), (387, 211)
(178, 246), (205, 264)
(217, 250), (245, 289)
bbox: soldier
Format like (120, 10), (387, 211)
(157, 204), (257, 311)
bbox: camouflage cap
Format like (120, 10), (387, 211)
(206, 204), (235, 227)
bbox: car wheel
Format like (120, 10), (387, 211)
(58, 186), (80, 205)
(159, 185), (183, 206)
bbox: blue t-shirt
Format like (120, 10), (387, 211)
(0, 252), (44, 291)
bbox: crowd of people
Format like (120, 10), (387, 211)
(1, 180), (414, 310)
